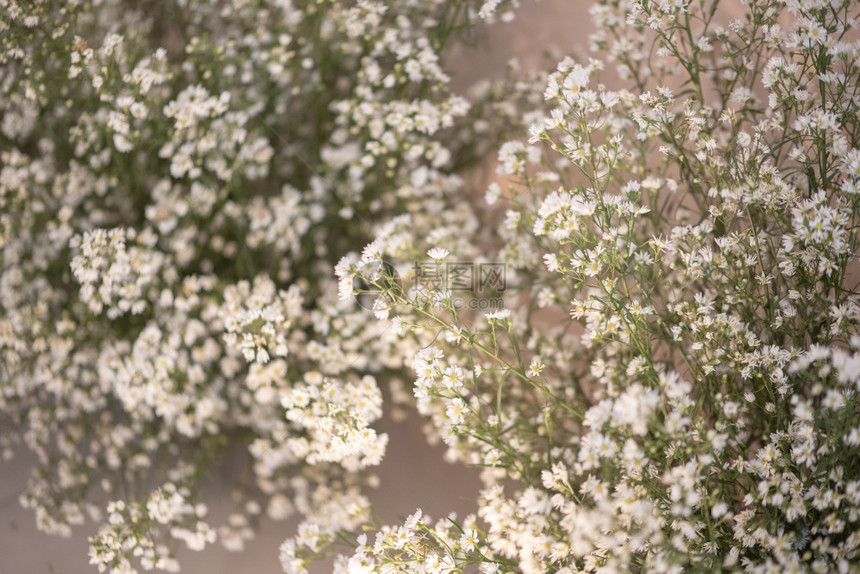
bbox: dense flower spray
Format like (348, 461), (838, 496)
(337, 0), (860, 572)
(0, 0), (524, 571)
(3, 0), (860, 572)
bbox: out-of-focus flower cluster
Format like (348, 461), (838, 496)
(0, 0), (524, 572)
(6, 0), (860, 572)
(340, 0), (860, 572)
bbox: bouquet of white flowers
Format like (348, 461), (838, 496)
(3, 0), (860, 572)
(0, 0), (522, 571)
(339, 0), (860, 572)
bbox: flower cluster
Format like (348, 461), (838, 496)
(221, 276), (302, 364)
(338, 0), (860, 572)
(334, 509), (502, 574)
(71, 227), (168, 318)
(5, 0), (860, 572)
(0, 0), (523, 572)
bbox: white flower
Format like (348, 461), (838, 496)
(427, 247), (450, 260)
(485, 309), (511, 322)
(485, 182), (501, 205)
(528, 357), (544, 377)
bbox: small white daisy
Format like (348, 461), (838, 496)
(426, 247), (450, 260)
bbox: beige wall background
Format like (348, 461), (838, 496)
(0, 1), (584, 572)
